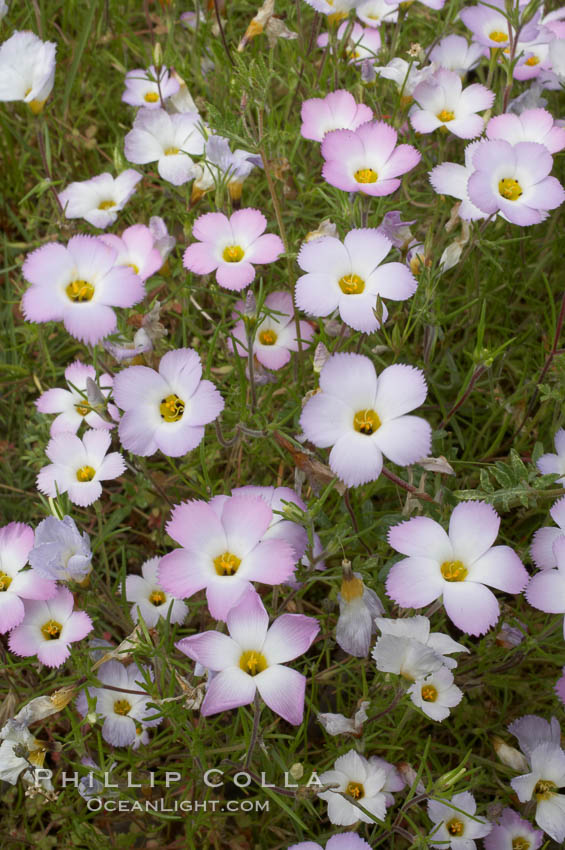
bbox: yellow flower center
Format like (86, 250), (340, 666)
(437, 109), (455, 122)
(346, 781), (365, 799)
(76, 465), (96, 482)
(498, 178), (523, 201)
(66, 279), (95, 302)
(239, 650), (267, 676)
(159, 394), (185, 422)
(127, 262), (140, 274)
(421, 685), (438, 702)
(144, 91), (160, 103)
(338, 274), (365, 295)
(165, 146), (179, 155)
(114, 699), (132, 716)
(525, 55), (540, 66)
(259, 329), (277, 345)
(340, 575), (364, 602)
(0, 571), (13, 591)
(149, 590), (166, 606)
(98, 200), (116, 210)
(222, 244), (245, 263)
(447, 818), (465, 836)
(41, 619), (62, 641)
(512, 839), (531, 850)
(440, 560), (468, 582)
(75, 402), (90, 417)
(354, 168), (378, 184)
(353, 409), (381, 436)
(489, 30), (508, 43)
(534, 779), (557, 800)
(214, 551), (241, 576)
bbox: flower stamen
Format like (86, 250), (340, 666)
(214, 552), (241, 576)
(259, 329), (277, 345)
(353, 409), (381, 435)
(239, 649), (267, 676)
(222, 245), (244, 263)
(66, 280), (95, 303)
(76, 465), (96, 482)
(498, 178), (523, 201)
(354, 168), (378, 184)
(0, 571), (13, 591)
(41, 619), (62, 641)
(346, 781), (365, 799)
(159, 394), (185, 422)
(440, 560), (468, 582)
(338, 274), (365, 295)
(114, 699), (132, 716)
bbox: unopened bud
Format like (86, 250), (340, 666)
(492, 737), (529, 772)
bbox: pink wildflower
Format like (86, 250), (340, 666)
(0, 522), (56, 633)
(231, 291), (313, 370)
(99, 224), (162, 282)
(410, 69), (494, 139)
(300, 90), (373, 142)
(122, 64), (180, 109)
(36, 361), (114, 435)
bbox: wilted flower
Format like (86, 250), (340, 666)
(427, 791), (491, 848)
(176, 591), (319, 725)
(37, 430), (126, 507)
(124, 107), (204, 186)
(0, 522), (56, 633)
(125, 557), (188, 627)
(36, 361), (114, 435)
(318, 749), (389, 825)
(386, 502), (529, 635)
(22, 235), (145, 344)
(336, 564), (384, 657)
(183, 208), (284, 292)
(300, 353), (431, 488)
(300, 90), (373, 143)
(122, 64), (179, 109)
(112, 347), (224, 458)
(76, 661), (162, 747)
(149, 216), (176, 265)
(231, 290), (313, 370)
(0, 721), (51, 787)
(0, 31), (56, 114)
(296, 227), (417, 333)
(58, 170), (142, 229)
(158, 494), (297, 620)
(318, 700), (370, 737)
(8, 586), (92, 667)
(29, 515), (92, 582)
(321, 121), (421, 196)
(372, 615), (468, 680)
(191, 134), (259, 203)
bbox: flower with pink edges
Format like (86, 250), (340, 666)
(183, 209), (284, 292)
(8, 586), (92, 668)
(0, 523), (57, 633)
(36, 361), (114, 436)
(300, 353), (431, 488)
(526, 536), (565, 637)
(296, 227), (417, 333)
(37, 430), (126, 508)
(390, 0), (444, 8)
(124, 107), (205, 186)
(512, 33), (554, 81)
(467, 140), (565, 226)
(122, 64), (180, 109)
(484, 808), (543, 850)
(429, 34), (483, 76)
(58, 170), (142, 229)
(300, 90), (373, 143)
(531, 496), (565, 569)
(112, 348), (224, 458)
(317, 22), (381, 65)
(486, 108), (565, 154)
(158, 494), (297, 620)
(125, 557), (188, 627)
(289, 836), (371, 850)
(460, 0), (541, 50)
(410, 69), (494, 139)
(321, 121), (421, 196)
(99, 224), (162, 282)
(429, 140), (489, 221)
(373, 58), (435, 98)
(231, 291), (314, 370)
(176, 591), (318, 725)
(386, 501), (528, 636)
(22, 235), (145, 345)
